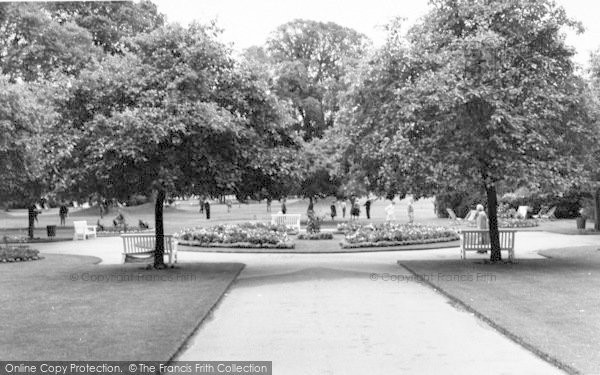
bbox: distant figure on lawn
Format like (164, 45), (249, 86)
(351, 202), (360, 220)
(476, 204), (489, 251)
(364, 199), (372, 219)
(330, 201), (337, 220)
(29, 204), (40, 224)
(407, 198), (414, 223)
(266, 197), (272, 212)
(204, 200), (211, 220)
(281, 198), (287, 214)
(385, 201), (396, 221)
(341, 200), (346, 218)
(59, 204), (69, 226)
(226, 199), (232, 213)
(199, 197), (204, 213)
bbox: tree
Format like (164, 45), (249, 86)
(60, 23), (297, 268)
(0, 78), (60, 237)
(266, 19), (371, 140)
(341, 1), (596, 261)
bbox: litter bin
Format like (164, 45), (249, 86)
(46, 225), (56, 239)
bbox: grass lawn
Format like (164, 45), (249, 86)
(399, 246), (600, 375)
(0, 254), (244, 360)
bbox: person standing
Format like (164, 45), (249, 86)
(407, 198), (414, 223)
(199, 196), (204, 213)
(476, 204), (489, 251)
(226, 199), (232, 213)
(204, 199), (211, 220)
(341, 200), (347, 219)
(364, 199), (372, 219)
(385, 201), (396, 222)
(59, 203), (69, 226)
(281, 198), (287, 214)
(266, 197), (272, 213)
(330, 201), (337, 221)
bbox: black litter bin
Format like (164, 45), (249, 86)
(47, 225), (56, 238)
(576, 217), (586, 230)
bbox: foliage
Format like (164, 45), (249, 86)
(266, 19), (371, 140)
(297, 232), (334, 240)
(434, 189), (486, 218)
(0, 246), (40, 262)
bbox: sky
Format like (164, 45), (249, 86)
(153, 0), (600, 69)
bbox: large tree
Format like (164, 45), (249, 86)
(266, 19), (371, 140)
(341, 0), (596, 261)
(60, 23), (296, 268)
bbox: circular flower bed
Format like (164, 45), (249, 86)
(297, 232), (334, 240)
(96, 227), (154, 237)
(176, 222), (294, 249)
(340, 223), (459, 249)
(1, 246), (41, 263)
(336, 222), (363, 234)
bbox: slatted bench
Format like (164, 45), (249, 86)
(271, 214), (301, 232)
(459, 229), (516, 261)
(121, 234), (178, 267)
(73, 220), (97, 240)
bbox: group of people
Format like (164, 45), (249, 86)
(326, 198), (372, 221)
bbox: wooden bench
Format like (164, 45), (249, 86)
(271, 214), (301, 232)
(73, 220), (97, 240)
(459, 229), (516, 261)
(121, 234), (178, 267)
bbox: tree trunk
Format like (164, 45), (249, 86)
(27, 206), (35, 239)
(153, 189), (166, 269)
(485, 184), (502, 262)
(594, 187), (600, 231)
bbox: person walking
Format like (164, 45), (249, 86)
(266, 197), (272, 213)
(364, 199), (372, 219)
(199, 196), (204, 213)
(407, 198), (414, 223)
(204, 199), (211, 220)
(330, 201), (337, 221)
(341, 200), (347, 219)
(226, 199), (232, 213)
(59, 203), (69, 226)
(281, 198), (287, 214)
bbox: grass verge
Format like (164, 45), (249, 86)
(0, 254), (244, 360)
(399, 246), (600, 375)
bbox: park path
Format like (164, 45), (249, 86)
(34, 232), (600, 374)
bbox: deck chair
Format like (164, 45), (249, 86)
(465, 210), (478, 221)
(539, 206), (557, 220)
(517, 205), (529, 219)
(532, 205), (548, 219)
(446, 208), (462, 224)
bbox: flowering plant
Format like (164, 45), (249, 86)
(175, 222), (293, 248)
(340, 222), (459, 248)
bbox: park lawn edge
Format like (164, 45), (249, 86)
(340, 235), (460, 249)
(176, 240), (295, 249)
(398, 262), (578, 375)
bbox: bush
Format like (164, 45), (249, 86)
(297, 232), (334, 240)
(500, 188), (587, 219)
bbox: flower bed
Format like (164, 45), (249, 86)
(1, 246), (40, 263)
(340, 223), (459, 249)
(336, 222), (363, 234)
(498, 219), (538, 228)
(96, 227), (154, 237)
(297, 232), (334, 240)
(176, 222), (294, 249)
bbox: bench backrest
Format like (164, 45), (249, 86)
(271, 214), (301, 229)
(121, 234), (174, 255)
(73, 221), (89, 233)
(460, 230), (515, 250)
(446, 208), (458, 220)
(465, 210), (477, 221)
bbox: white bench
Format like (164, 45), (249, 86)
(271, 214), (301, 232)
(121, 234), (178, 267)
(73, 221), (97, 240)
(459, 229), (515, 261)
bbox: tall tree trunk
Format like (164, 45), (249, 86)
(153, 189), (166, 269)
(594, 187), (600, 231)
(486, 184), (502, 262)
(27, 206), (35, 239)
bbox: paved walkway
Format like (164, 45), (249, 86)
(34, 232), (600, 374)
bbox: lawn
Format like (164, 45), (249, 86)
(0, 254), (244, 360)
(399, 246), (600, 375)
